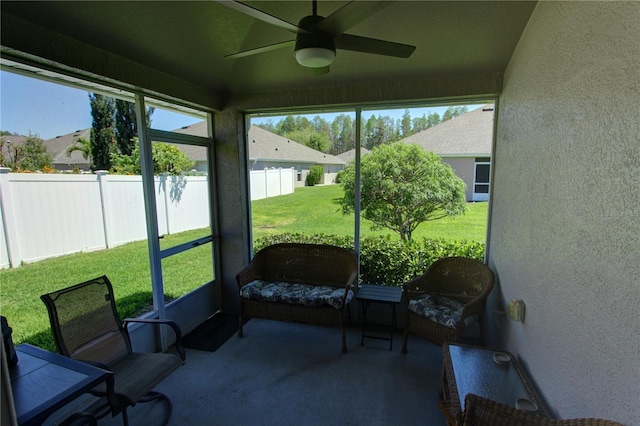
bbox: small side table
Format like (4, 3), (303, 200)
(356, 284), (403, 350)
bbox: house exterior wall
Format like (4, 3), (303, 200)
(488, 2), (639, 424)
(441, 157), (475, 202)
(323, 164), (342, 185)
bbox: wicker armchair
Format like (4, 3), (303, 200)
(41, 276), (185, 425)
(401, 257), (494, 352)
(462, 394), (624, 426)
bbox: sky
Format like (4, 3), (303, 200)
(0, 71), (202, 139)
(1, 70), (477, 140)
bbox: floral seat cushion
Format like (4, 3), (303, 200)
(240, 280), (354, 309)
(408, 294), (478, 329)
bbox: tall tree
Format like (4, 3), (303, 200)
(330, 114), (354, 155)
(89, 93), (115, 171)
(114, 99), (137, 156)
(311, 116), (331, 141)
(442, 106), (468, 122)
(115, 99), (155, 156)
(277, 116), (296, 134)
(293, 116), (311, 130)
(340, 144), (466, 241)
(412, 114), (429, 133)
(400, 109), (412, 138)
(427, 112), (441, 128)
(364, 115), (381, 149)
(283, 129), (330, 152)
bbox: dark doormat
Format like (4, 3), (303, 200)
(182, 313), (245, 352)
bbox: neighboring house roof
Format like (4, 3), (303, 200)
(46, 129), (92, 168)
(169, 121), (208, 162)
(174, 122), (345, 166)
(12, 121), (344, 171)
(401, 105), (494, 157)
(0, 135), (28, 166)
(172, 120), (208, 137)
(247, 126), (345, 165)
(336, 148), (370, 163)
(1, 131), (92, 169)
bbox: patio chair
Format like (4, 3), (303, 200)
(401, 257), (494, 352)
(462, 393), (624, 425)
(41, 275), (185, 426)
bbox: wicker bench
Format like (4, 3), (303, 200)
(236, 243), (358, 353)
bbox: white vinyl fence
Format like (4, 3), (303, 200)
(250, 167), (295, 200)
(0, 167), (294, 268)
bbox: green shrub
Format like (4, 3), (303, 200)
(253, 233), (485, 286)
(305, 165), (323, 186)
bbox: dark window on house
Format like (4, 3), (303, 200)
(475, 163), (490, 183)
(474, 184), (490, 193)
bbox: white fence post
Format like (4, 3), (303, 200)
(160, 174), (171, 235)
(96, 170), (111, 248)
(290, 167), (295, 193)
(0, 168), (19, 268)
(263, 169), (268, 199)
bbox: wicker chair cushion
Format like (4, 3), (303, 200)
(408, 294), (478, 329)
(240, 280), (354, 309)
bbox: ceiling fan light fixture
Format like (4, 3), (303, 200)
(294, 47), (336, 68)
(294, 29), (336, 68)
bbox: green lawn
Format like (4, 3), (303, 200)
(0, 230), (214, 350)
(252, 185), (488, 242)
(0, 184), (487, 350)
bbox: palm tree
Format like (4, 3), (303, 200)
(66, 137), (91, 161)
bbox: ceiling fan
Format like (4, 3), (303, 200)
(217, 0), (416, 75)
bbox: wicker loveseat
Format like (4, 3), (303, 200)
(236, 243), (358, 353)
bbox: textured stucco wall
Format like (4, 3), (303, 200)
(488, 2), (639, 424)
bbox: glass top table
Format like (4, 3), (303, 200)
(442, 343), (549, 422)
(10, 344), (112, 426)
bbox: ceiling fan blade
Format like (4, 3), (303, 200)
(225, 40), (295, 59)
(315, 1), (393, 37)
(312, 66), (330, 76)
(215, 0), (302, 33)
(335, 33), (415, 58)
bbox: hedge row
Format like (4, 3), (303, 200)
(253, 233), (485, 287)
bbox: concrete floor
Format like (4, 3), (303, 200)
(96, 318), (447, 426)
